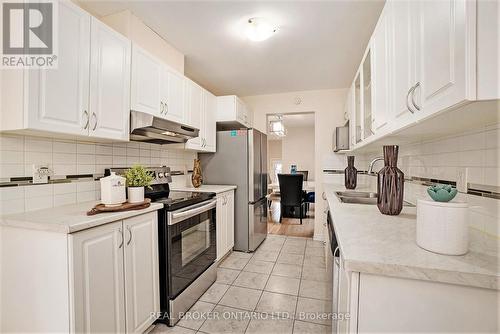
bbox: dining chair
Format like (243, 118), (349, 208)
(277, 173), (307, 224)
(296, 170), (309, 181)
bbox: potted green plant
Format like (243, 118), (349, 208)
(124, 165), (153, 203)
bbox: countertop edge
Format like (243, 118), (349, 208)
(323, 183), (499, 291)
(0, 202), (164, 234)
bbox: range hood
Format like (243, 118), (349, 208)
(130, 110), (199, 144)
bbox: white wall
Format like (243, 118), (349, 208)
(77, 5), (185, 74)
(281, 126), (315, 180)
(242, 88), (348, 241)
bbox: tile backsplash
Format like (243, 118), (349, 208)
(357, 123), (500, 188)
(0, 134), (197, 214)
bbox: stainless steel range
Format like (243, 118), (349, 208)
(104, 167), (217, 326)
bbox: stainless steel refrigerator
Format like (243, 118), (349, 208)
(199, 129), (268, 252)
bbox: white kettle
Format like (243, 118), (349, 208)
(100, 172), (126, 207)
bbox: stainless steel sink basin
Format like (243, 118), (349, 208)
(335, 191), (377, 198)
(335, 191), (415, 207)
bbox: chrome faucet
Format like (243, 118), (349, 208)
(368, 157), (384, 174)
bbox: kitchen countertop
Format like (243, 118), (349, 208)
(170, 184), (237, 194)
(0, 201), (163, 234)
(323, 183), (499, 290)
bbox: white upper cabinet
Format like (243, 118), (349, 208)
(1, 2), (131, 141)
(185, 78), (216, 152)
(204, 90), (217, 152)
(185, 78), (203, 148)
(131, 45), (162, 117)
(413, 0), (474, 120)
(371, 5), (391, 133)
(131, 45), (186, 124)
(217, 95), (253, 128)
(26, 0), (91, 136)
(348, 0), (495, 151)
(165, 69), (185, 124)
(89, 18), (131, 141)
(390, 0), (417, 126)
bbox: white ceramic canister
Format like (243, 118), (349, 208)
(100, 172), (126, 207)
(416, 199), (469, 255)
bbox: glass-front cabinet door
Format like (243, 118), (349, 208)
(354, 73), (362, 144)
(362, 49), (373, 139)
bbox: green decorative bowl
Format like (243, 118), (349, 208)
(427, 185), (458, 202)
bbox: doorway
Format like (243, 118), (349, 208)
(266, 112), (315, 238)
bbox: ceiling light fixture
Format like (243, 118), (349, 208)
(245, 17), (277, 42)
(269, 116), (286, 137)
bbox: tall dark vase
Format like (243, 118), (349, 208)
(344, 156), (357, 189)
(377, 146), (404, 215)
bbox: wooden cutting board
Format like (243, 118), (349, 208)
(87, 198), (151, 216)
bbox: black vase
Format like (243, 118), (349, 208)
(377, 146), (404, 215)
(344, 156), (357, 189)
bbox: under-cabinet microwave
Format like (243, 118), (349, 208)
(333, 124), (349, 152)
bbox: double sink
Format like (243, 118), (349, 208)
(335, 191), (415, 207)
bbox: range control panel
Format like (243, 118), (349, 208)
(104, 166), (172, 185)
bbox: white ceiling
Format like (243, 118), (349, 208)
(82, 1), (384, 96)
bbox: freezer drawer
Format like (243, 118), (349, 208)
(248, 197), (267, 251)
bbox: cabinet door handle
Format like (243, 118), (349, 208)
(91, 112), (97, 131)
(411, 82), (421, 111)
(83, 110), (89, 129)
(406, 85), (415, 114)
(118, 228), (124, 248)
(164, 101), (169, 114)
(126, 225), (132, 246)
(160, 102), (164, 114)
(322, 192), (326, 200)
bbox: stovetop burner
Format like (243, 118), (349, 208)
(150, 190), (215, 211)
(105, 167), (215, 211)
(144, 183), (215, 211)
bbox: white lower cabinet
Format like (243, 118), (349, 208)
(71, 211), (159, 333)
(71, 221), (126, 333)
(333, 247), (497, 333)
(216, 190), (235, 261)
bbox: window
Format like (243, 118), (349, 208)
(271, 159), (282, 183)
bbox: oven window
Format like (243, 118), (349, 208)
(181, 218), (210, 266)
(168, 207), (217, 298)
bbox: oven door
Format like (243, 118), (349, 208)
(166, 199), (217, 299)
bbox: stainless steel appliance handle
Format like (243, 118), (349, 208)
(126, 225), (132, 245)
(411, 82), (421, 111)
(169, 199), (217, 225)
(118, 228), (123, 248)
(406, 85), (416, 114)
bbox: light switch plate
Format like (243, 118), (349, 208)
(32, 164), (51, 184)
(456, 167), (468, 193)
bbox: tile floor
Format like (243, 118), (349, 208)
(151, 235), (332, 334)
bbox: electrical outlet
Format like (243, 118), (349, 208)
(456, 167), (468, 193)
(32, 164), (51, 184)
